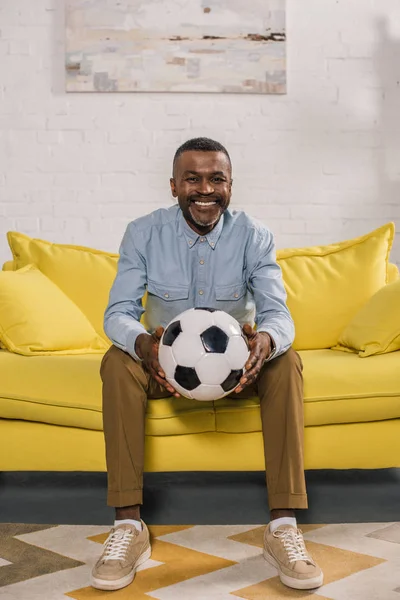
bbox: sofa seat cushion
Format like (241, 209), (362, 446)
(215, 349), (400, 432)
(0, 349), (399, 435)
(0, 350), (216, 435)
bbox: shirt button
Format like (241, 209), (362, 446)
(189, 240), (193, 245)
(200, 237), (205, 242)
(210, 242), (215, 247)
(234, 293), (239, 298)
(199, 290), (204, 295)
(200, 260), (204, 265)
(164, 293), (169, 298)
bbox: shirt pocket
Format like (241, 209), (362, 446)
(147, 279), (190, 301)
(215, 280), (247, 302)
(215, 280), (248, 321)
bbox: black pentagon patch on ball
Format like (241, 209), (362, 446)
(201, 326), (229, 353)
(175, 366), (201, 390)
(195, 307), (216, 312)
(162, 320), (182, 346)
(221, 369), (243, 392)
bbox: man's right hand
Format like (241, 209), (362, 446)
(135, 327), (180, 397)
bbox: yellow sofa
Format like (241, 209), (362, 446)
(1, 224), (400, 473)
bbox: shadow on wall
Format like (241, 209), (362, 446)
(375, 17), (400, 265)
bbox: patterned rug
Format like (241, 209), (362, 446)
(0, 522), (399, 599)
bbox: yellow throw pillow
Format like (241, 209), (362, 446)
(388, 262), (399, 283)
(0, 265), (108, 356)
(2, 260), (15, 272)
(276, 222), (395, 350)
(7, 232), (119, 341)
(333, 279), (400, 357)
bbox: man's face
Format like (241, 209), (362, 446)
(170, 150), (232, 235)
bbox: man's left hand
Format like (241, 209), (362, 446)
(235, 324), (272, 393)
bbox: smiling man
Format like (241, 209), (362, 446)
(92, 138), (324, 592)
(172, 145), (231, 231)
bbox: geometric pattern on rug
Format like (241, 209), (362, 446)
(0, 524), (84, 587)
(0, 523), (399, 599)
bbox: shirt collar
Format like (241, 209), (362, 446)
(179, 208), (224, 250)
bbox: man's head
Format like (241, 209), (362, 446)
(170, 137), (233, 235)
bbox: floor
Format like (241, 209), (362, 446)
(1, 521), (400, 599)
(1, 469), (399, 525)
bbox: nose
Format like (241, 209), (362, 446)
(197, 179), (214, 195)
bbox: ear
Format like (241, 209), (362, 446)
(170, 177), (178, 198)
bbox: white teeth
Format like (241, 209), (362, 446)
(194, 201), (217, 206)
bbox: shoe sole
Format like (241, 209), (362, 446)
(263, 548), (324, 590)
(91, 545), (152, 591)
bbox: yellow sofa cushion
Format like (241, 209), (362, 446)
(0, 350), (215, 434)
(276, 222), (395, 350)
(215, 349), (400, 431)
(7, 232), (119, 342)
(1, 348), (399, 434)
(2, 260), (15, 272)
(388, 262), (399, 283)
(0, 265), (107, 356)
(6, 226), (397, 350)
(333, 279), (400, 357)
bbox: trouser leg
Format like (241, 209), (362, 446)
(100, 345), (171, 507)
(229, 348), (307, 510)
(257, 348), (308, 510)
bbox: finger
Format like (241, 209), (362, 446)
(242, 323), (253, 338)
(241, 357), (264, 387)
(150, 357), (165, 379)
(241, 353), (261, 382)
(150, 352), (180, 397)
(153, 326), (164, 341)
(149, 361), (180, 396)
(236, 357), (258, 393)
(235, 375), (251, 394)
(151, 371), (179, 396)
(245, 348), (259, 371)
(163, 380), (180, 397)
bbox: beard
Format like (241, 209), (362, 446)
(188, 202), (223, 228)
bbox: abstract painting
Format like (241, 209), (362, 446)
(66, 0), (286, 94)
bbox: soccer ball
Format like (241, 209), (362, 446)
(158, 308), (250, 401)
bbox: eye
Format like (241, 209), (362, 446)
(212, 177), (224, 183)
(186, 177), (198, 182)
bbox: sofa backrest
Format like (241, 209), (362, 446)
(2, 256), (399, 349)
(3, 258), (399, 285)
(4, 257), (399, 279)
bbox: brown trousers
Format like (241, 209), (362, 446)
(100, 345), (308, 511)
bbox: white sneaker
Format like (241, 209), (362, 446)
(91, 520), (151, 591)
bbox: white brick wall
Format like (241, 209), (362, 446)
(1, 0), (400, 266)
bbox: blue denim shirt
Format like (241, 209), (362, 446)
(104, 204), (294, 361)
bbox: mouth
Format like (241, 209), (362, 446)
(190, 199), (220, 210)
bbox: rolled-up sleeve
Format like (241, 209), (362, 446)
(248, 228), (295, 358)
(104, 223), (148, 361)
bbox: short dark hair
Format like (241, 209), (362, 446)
(173, 137), (232, 175)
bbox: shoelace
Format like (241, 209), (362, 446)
(102, 527), (136, 561)
(273, 528), (314, 564)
